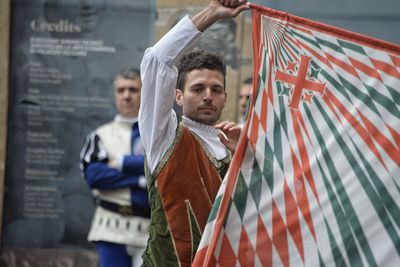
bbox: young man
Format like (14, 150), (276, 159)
(138, 1), (249, 266)
(80, 68), (150, 267)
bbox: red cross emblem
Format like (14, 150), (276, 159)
(275, 55), (325, 110)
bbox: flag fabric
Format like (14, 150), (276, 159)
(193, 3), (400, 267)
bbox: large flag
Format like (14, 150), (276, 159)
(193, 3), (400, 267)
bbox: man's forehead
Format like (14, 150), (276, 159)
(186, 69), (224, 82)
(115, 77), (141, 87)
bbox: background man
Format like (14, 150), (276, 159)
(80, 68), (150, 267)
(239, 76), (252, 123)
(138, 0), (249, 266)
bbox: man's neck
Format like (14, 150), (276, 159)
(115, 114), (138, 124)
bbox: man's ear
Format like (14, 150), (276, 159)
(176, 89), (183, 106)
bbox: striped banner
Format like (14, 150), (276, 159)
(193, 3), (400, 267)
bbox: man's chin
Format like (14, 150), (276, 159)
(198, 115), (219, 126)
(120, 110), (137, 118)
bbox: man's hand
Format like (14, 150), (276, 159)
(211, 0), (249, 19)
(215, 121), (242, 153)
(107, 158), (119, 169)
(219, 0), (247, 7)
(192, 0), (249, 32)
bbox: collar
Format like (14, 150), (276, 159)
(182, 116), (220, 137)
(115, 114), (138, 124)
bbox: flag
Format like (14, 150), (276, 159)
(193, 3), (400, 266)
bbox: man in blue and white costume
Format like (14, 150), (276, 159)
(80, 68), (150, 267)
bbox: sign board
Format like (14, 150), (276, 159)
(3, 0), (156, 248)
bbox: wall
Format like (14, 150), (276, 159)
(0, 0), (10, 243)
(0, 0), (156, 266)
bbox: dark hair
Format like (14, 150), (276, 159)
(243, 76), (253, 85)
(176, 50), (226, 91)
(117, 67), (141, 81)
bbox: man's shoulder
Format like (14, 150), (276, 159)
(94, 120), (115, 135)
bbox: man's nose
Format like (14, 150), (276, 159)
(203, 88), (212, 101)
(122, 89), (131, 98)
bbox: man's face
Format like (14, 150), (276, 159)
(176, 69), (226, 125)
(114, 76), (141, 118)
(239, 83), (252, 117)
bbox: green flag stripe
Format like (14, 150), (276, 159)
(270, 31), (283, 67)
(278, 86), (289, 133)
(337, 75), (381, 116)
(320, 70), (356, 109)
(280, 30), (300, 64)
(294, 29), (363, 59)
(263, 140), (275, 192)
(353, 145), (400, 246)
(324, 217), (348, 266)
(255, 74), (264, 110)
(284, 34), (301, 55)
(303, 105), (372, 266)
(387, 85), (400, 107)
(314, 99), (383, 266)
(293, 28), (366, 56)
(254, 50), (267, 108)
(233, 172), (248, 221)
(395, 181), (400, 195)
(317, 100), (400, 253)
(322, 70), (391, 122)
(318, 252), (327, 267)
(222, 199), (234, 228)
(320, 71), (398, 165)
(291, 30), (321, 50)
(321, 83), (399, 221)
(364, 84), (400, 118)
(337, 39), (367, 55)
(315, 37), (345, 54)
(208, 195), (222, 223)
(249, 158), (263, 208)
(280, 41), (297, 65)
(268, 24), (300, 61)
(273, 111), (285, 171)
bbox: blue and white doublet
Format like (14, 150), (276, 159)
(80, 115), (150, 247)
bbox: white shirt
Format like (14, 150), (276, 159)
(139, 15), (229, 173)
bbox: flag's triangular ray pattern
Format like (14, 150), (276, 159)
(193, 3), (400, 267)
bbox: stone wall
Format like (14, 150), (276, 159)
(0, 0), (10, 243)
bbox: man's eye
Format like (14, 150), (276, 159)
(213, 87), (224, 93)
(129, 87), (139, 93)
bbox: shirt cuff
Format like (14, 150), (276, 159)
(138, 175), (147, 189)
(115, 155), (124, 172)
